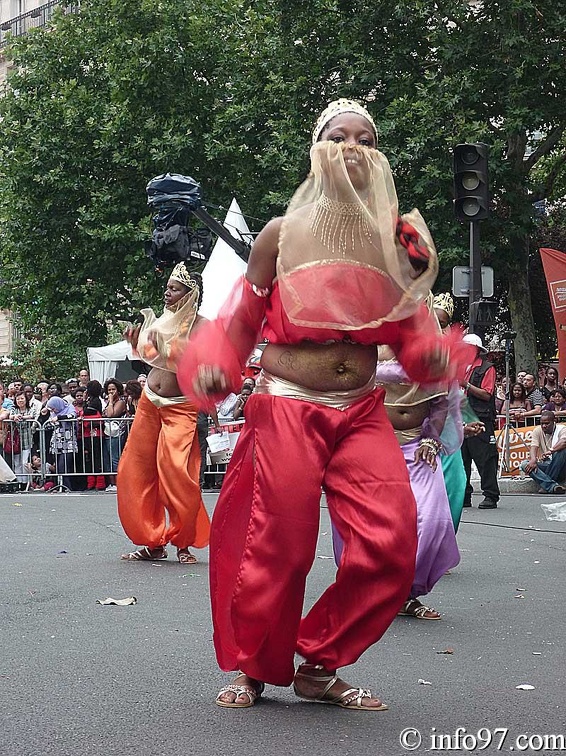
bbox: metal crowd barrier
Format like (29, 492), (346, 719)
(202, 419), (245, 488)
(495, 413), (544, 430)
(0, 415), (247, 492)
(0, 416), (134, 492)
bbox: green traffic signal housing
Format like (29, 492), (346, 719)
(453, 143), (489, 222)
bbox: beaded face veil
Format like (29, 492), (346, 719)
(277, 100), (438, 330)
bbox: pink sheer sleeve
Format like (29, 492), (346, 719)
(177, 276), (268, 409)
(392, 306), (475, 385)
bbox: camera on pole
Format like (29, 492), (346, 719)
(453, 143), (489, 222)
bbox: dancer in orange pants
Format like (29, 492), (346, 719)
(118, 262), (210, 564)
(117, 390), (209, 557)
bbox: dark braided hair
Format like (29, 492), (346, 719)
(189, 271), (204, 310)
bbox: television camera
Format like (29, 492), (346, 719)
(145, 173), (252, 273)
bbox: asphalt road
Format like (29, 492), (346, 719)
(2, 489), (565, 756)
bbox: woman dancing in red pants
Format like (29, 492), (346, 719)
(178, 99), (471, 711)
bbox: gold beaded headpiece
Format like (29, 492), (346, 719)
(312, 98), (378, 145)
(432, 292), (454, 320)
(170, 261), (198, 291)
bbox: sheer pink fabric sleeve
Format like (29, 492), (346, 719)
(177, 276), (267, 409)
(391, 306), (475, 385)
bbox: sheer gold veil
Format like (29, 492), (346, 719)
(136, 264), (200, 371)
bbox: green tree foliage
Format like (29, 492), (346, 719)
(0, 0), (564, 376)
(0, 0), (251, 352)
(4, 323), (86, 385)
(265, 0), (566, 368)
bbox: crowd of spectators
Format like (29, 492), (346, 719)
(0, 370), (149, 491)
(495, 363), (565, 426)
(1, 357), (563, 494)
(495, 363), (566, 493)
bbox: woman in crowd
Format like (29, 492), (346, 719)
(124, 379), (143, 417)
(72, 387), (87, 489)
(102, 377), (127, 491)
(178, 99), (471, 710)
(503, 382), (532, 424)
(8, 391), (39, 484)
(118, 262), (210, 564)
(542, 366), (559, 400)
(48, 383), (65, 401)
(45, 396), (78, 491)
(543, 387), (566, 416)
(83, 380), (106, 491)
(231, 377), (256, 421)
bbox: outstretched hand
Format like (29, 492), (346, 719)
(124, 324), (141, 350)
(193, 365), (229, 397)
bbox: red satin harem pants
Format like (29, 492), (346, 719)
(117, 391), (210, 550)
(210, 387), (417, 687)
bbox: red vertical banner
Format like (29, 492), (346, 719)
(540, 247), (566, 381)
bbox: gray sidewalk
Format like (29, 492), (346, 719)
(2, 489), (565, 756)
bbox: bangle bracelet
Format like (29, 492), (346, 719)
(419, 438), (442, 455)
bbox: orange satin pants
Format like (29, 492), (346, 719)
(117, 392), (210, 550)
(210, 389), (417, 686)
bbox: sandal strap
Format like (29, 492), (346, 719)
(295, 663), (337, 686)
(401, 598), (438, 617)
(413, 604), (437, 618)
(294, 670), (337, 685)
(319, 675), (340, 698)
(216, 683), (262, 703)
(122, 546), (167, 561)
(335, 687), (372, 707)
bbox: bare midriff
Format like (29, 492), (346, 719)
(385, 403), (430, 431)
(262, 341), (378, 392)
(146, 367), (182, 398)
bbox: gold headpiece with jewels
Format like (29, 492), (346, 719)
(432, 292), (454, 320)
(312, 98), (378, 145)
(170, 261), (198, 292)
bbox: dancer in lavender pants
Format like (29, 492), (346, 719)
(333, 357), (460, 619)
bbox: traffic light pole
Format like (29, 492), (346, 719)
(468, 220), (483, 335)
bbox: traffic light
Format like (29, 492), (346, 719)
(453, 143), (489, 222)
(470, 299), (497, 327)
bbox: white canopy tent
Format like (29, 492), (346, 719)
(87, 340), (134, 384)
(86, 199), (251, 383)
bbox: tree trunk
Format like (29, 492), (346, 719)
(507, 235), (538, 375)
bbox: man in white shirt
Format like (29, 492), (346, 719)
(520, 411), (566, 493)
(23, 384), (42, 417)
